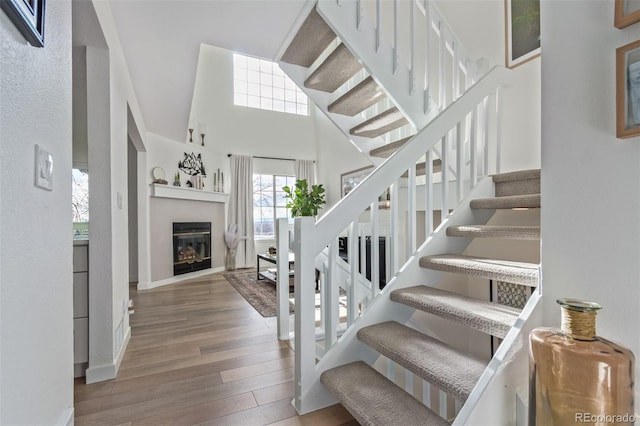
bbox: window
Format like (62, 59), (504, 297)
(72, 169), (89, 240)
(253, 174), (296, 239)
(233, 53), (308, 116)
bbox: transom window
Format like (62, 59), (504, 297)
(233, 53), (308, 116)
(253, 174), (296, 239)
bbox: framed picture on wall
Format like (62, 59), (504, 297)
(505, 0), (541, 69)
(340, 166), (373, 198)
(616, 40), (640, 139)
(0, 0), (46, 47)
(615, 0), (640, 29)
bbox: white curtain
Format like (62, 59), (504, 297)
(228, 155), (255, 268)
(294, 159), (315, 186)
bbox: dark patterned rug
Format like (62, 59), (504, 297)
(223, 269), (294, 317)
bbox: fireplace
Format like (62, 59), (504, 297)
(173, 222), (211, 275)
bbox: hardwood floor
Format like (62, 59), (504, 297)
(74, 273), (356, 425)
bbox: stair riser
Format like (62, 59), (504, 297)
(446, 227), (540, 240)
(494, 178), (540, 197)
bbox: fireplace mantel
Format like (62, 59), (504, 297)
(150, 183), (229, 203)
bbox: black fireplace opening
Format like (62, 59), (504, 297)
(173, 222), (211, 276)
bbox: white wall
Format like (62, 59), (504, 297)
(128, 140), (139, 282)
(184, 42), (370, 256)
(313, 108), (371, 210)
(541, 0), (640, 406)
(79, 0), (150, 382)
(0, 1), (74, 424)
(146, 132), (230, 193)
(435, 0), (541, 173)
(189, 44), (318, 160)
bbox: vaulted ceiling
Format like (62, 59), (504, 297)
(108, 0), (311, 142)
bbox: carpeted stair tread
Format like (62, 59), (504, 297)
(350, 107), (409, 138)
(358, 322), (486, 402)
(492, 169), (540, 197)
(281, 9), (336, 67)
(469, 194), (540, 210)
(390, 286), (520, 338)
(328, 76), (386, 116)
(321, 361), (449, 426)
(446, 225), (540, 240)
(419, 254), (539, 287)
(304, 43), (363, 92)
(369, 136), (413, 157)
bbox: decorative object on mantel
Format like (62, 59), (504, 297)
(213, 168), (224, 192)
(224, 223), (248, 271)
(151, 166), (168, 184)
(199, 123), (206, 146)
(188, 118), (194, 143)
(190, 175), (205, 190)
(529, 298), (635, 425)
(178, 152), (206, 176)
(173, 172), (181, 187)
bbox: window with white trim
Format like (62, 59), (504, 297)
(233, 53), (308, 116)
(253, 174), (296, 239)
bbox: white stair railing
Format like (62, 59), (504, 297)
(292, 66), (510, 414)
(317, 0), (481, 130)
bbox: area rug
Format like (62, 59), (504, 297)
(223, 269), (294, 317)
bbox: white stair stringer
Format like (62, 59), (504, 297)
(453, 290), (542, 426)
(316, 0), (440, 130)
(295, 177), (496, 414)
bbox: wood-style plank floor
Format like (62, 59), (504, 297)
(74, 272), (356, 425)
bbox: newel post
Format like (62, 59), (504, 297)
(293, 216), (316, 414)
(275, 218), (290, 340)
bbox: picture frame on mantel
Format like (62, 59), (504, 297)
(0, 0), (46, 47)
(616, 40), (640, 139)
(505, 0), (540, 69)
(615, 0), (640, 29)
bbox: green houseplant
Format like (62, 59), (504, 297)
(282, 179), (326, 217)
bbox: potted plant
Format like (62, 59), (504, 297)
(282, 179), (326, 218)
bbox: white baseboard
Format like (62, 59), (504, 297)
(137, 266), (225, 290)
(58, 407), (74, 426)
(85, 326), (130, 384)
(115, 326), (131, 374)
(85, 362), (116, 384)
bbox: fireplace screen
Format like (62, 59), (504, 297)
(173, 222), (211, 276)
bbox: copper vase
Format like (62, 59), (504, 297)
(529, 299), (635, 425)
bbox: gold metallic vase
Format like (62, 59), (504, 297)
(529, 299), (635, 425)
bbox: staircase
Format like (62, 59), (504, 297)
(320, 170), (540, 424)
(280, 8), (416, 163)
(275, 1), (540, 423)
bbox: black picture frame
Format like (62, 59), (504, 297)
(1, 0), (45, 47)
(505, 0), (540, 69)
